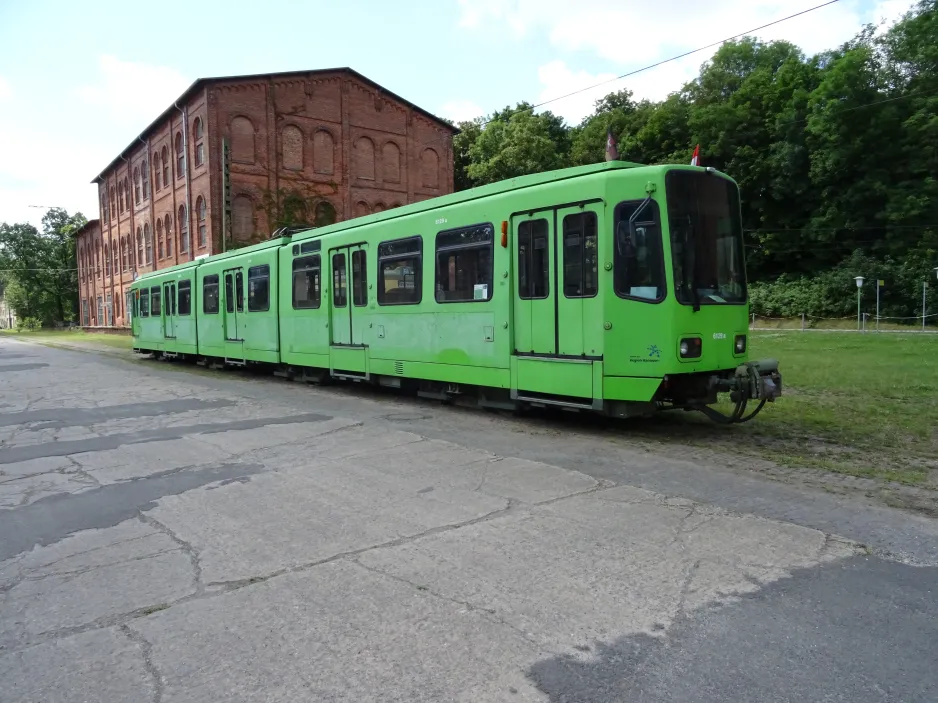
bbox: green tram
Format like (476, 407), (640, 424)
(130, 161), (781, 423)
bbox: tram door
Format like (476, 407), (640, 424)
(328, 244), (368, 374)
(222, 267), (245, 359)
(512, 202), (604, 401)
(162, 281), (176, 339)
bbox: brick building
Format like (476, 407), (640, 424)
(78, 67), (456, 327)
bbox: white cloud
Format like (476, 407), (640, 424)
(535, 57), (702, 124)
(73, 55), (190, 127)
(457, 0), (916, 66)
(0, 56), (191, 229)
(438, 99), (486, 123)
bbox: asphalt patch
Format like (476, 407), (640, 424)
(527, 555), (938, 702)
(0, 397), (237, 429)
(0, 462), (266, 560)
(0, 412), (332, 464)
(0, 364), (49, 373)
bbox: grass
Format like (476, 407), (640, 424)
(636, 330), (938, 490)
(1, 328), (133, 350)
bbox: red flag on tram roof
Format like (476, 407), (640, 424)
(605, 126), (619, 162)
(690, 144), (700, 166)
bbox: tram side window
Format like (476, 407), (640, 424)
(333, 253), (347, 307)
(613, 199), (665, 302)
(292, 255), (321, 309)
(248, 265), (270, 312)
(352, 250), (367, 307)
(518, 219), (549, 299)
(178, 280), (192, 315)
(150, 286), (162, 315)
(139, 289), (149, 317)
(378, 236), (421, 305)
(435, 223), (494, 302)
(562, 212), (598, 298)
(203, 274), (219, 314)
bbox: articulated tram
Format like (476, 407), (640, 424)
(130, 161), (781, 422)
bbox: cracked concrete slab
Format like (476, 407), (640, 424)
(132, 561), (548, 703)
(358, 489), (859, 650)
(0, 627), (153, 703)
(0, 519), (193, 650)
(0, 470), (97, 508)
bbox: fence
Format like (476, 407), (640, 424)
(750, 312), (938, 332)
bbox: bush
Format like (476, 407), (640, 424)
(16, 317), (41, 332)
(749, 251), (938, 321)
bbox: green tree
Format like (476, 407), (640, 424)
(0, 208), (85, 325)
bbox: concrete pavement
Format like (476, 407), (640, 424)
(1, 337), (935, 702)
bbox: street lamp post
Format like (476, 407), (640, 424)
(854, 276), (864, 331)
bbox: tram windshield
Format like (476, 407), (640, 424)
(666, 170), (747, 308)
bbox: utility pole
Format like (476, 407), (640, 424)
(924, 281), (928, 332)
(876, 280), (882, 331)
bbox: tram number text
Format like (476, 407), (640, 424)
(713, 332), (726, 340)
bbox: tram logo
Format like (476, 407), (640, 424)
(647, 344), (661, 358)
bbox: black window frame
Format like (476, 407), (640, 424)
(377, 236), (422, 306)
(247, 265), (270, 312)
(351, 250), (367, 307)
(613, 199), (667, 304)
(203, 274), (220, 314)
(434, 222), (494, 304)
(235, 271), (244, 312)
(517, 218), (550, 300)
(150, 285), (162, 315)
(292, 255), (321, 310)
(561, 211), (599, 299)
(139, 288), (149, 317)
(178, 279), (192, 316)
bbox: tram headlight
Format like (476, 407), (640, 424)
(679, 338), (702, 359)
(735, 335), (747, 354)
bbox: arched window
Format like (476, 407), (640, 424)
(100, 194), (107, 223)
(109, 188), (115, 220)
(421, 148), (439, 189)
(353, 137), (375, 180)
(281, 125), (303, 170)
(164, 214), (173, 257)
(382, 142), (401, 184)
(314, 201), (336, 227)
(197, 196), (207, 247)
(178, 204), (189, 253)
(153, 151), (161, 191)
(194, 117), (205, 167)
(354, 201), (370, 218)
(122, 236), (128, 271)
(373, 202), (386, 213)
(231, 116), (255, 164)
(134, 168), (141, 204)
(136, 226), (143, 266)
(124, 179), (130, 210)
(144, 223), (152, 265)
(156, 218), (164, 259)
(104, 243), (110, 277)
(118, 182), (124, 213)
(313, 129), (334, 174)
(232, 196), (253, 241)
(175, 133), (185, 177)
(161, 146), (169, 185)
(141, 160), (150, 200)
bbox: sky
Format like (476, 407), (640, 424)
(0, 0), (916, 229)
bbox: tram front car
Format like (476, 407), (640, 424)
(617, 166), (781, 423)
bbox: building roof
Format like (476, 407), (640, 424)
(71, 219), (100, 238)
(92, 67), (458, 184)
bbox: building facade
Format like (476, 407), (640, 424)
(80, 67), (456, 327)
